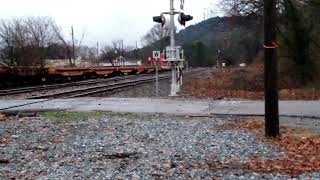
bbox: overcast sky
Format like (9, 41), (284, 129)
(0, 0), (221, 47)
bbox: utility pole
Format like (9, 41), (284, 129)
(264, 0), (279, 137)
(121, 40), (124, 66)
(71, 26), (75, 66)
(96, 41), (99, 62)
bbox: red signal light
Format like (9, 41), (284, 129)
(148, 57), (152, 62)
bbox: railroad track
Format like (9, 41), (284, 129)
(0, 73), (157, 97)
(27, 68), (205, 99)
(0, 68), (206, 111)
(0, 68), (205, 100)
(28, 75), (171, 99)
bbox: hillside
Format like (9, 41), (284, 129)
(140, 16), (263, 67)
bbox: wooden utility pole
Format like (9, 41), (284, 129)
(96, 41), (99, 61)
(264, 0), (279, 137)
(71, 26), (75, 66)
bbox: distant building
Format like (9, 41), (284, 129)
(239, 63), (247, 67)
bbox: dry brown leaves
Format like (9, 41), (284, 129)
(214, 119), (320, 177)
(52, 128), (68, 144)
(183, 65), (320, 100)
(0, 137), (12, 145)
(279, 88), (320, 100)
(0, 113), (5, 122)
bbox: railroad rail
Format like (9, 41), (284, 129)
(0, 73), (155, 97)
(27, 68), (204, 99)
(0, 68), (206, 112)
(28, 75), (171, 99)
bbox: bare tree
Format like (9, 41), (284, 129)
(100, 45), (117, 66)
(70, 26), (85, 66)
(51, 24), (74, 66)
(219, 0), (264, 17)
(219, 0), (320, 82)
(0, 18), (31, 66)
(51, 23), (85, 66)
(0, 19), (15, 66)
(100, 40), (122, 66)
(141, 24), (171, 49)
(25, 16), (59, 68)
(0, 16), (61, 67)
(100, 40), (133, 67)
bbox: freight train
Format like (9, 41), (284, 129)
(0, 65), (171, 87)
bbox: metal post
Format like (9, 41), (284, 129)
(170, 0), (175, 48)
(169, 0), (178, 96)
(264, 0), (279, 137)
(155, 62), (159, 97)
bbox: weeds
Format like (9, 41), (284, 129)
(39, 111), (104, 123)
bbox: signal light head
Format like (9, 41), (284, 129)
(153, 15), (166, 27)
(178, 13), (193, 26)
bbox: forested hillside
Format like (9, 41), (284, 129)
(177, 16), (262, 67)
(141, 0), (319, 88)
(140, 16), (263, 67)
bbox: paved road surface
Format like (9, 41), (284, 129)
(0, 98), (319, 118)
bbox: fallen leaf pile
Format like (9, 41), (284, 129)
(214, 119), (320, 177)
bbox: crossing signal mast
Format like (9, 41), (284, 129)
(153, 0), (193, 96)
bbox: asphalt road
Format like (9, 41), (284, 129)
(0, 98), (319, 118)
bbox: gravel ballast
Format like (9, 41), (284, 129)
(1, 113), (319, 179)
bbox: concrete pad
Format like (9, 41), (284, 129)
(0, 99), (47, 111)
(0, 98), (319, 118)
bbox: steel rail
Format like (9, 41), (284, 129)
(0, 68), (206, 112)
(26, 68), (205, 99)
(27, 76), (170, 99)
(0, 74), (156, 97)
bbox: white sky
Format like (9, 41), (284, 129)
(0, 0), (221, 47)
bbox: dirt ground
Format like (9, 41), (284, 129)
(182, 64), (320, 100)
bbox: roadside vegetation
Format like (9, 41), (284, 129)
(39, 111), (104, 123)
(183, 63), (320, 100)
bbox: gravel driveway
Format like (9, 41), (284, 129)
(0, 113), (319, 179)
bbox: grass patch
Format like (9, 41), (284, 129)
(39, 111), (104, 123)
(108, 112), (169, 121)
(115, 112), (145, 120)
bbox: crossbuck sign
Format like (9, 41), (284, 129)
(153, 51), (161, 59)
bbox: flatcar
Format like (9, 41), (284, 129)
(0, 65), (171, 88)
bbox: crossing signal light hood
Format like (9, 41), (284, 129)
(153, 15), (166, 27)
(178, 13), (193, 26)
